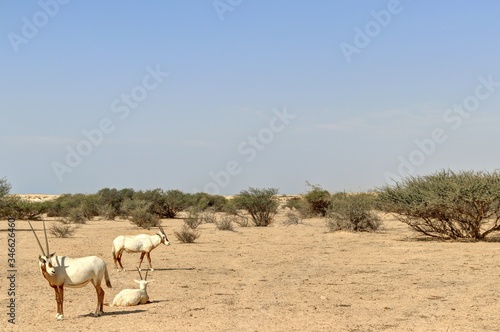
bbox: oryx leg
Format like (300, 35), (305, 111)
(53, 286), (64, 320)
(113, 250), (119, 270)
(146, 252), (154, 271)
(117, 249), (125, 271)
(92, 281), (105, 317)
(138, 252), (146, 271)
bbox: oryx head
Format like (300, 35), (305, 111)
(135, 267), (153, 290)
(157, 224), (170, 246)
(28, 220), (56, 276)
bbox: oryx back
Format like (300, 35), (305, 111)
(50, 255), (110, 288)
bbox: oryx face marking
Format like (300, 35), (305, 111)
(158, 231), (170, 246)
(39, 254), (56, 276)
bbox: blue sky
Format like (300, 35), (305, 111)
(1, 1), (500, 195)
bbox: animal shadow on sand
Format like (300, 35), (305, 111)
(78, 309), (147, 318)
(121, 267), (196, 272)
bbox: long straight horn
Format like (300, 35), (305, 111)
(27, 220), (46, 256)
(42, 219), (50, 255)
(158, 224), (164, 233)
(137, 267), (143, 280)
(144, 269), (149, 281)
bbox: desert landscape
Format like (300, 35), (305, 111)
(1, 203), (500, 332)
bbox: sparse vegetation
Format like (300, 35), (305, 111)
(201, 208), (217, 224)
(233, 215), (250, 227)
(183, 208), (203, 229)
(283, 211), (303, 226)
(215, 215), (235, 231)
(378, 170), (500, 240)
(49, 222), (76, 238)
(233, 187), (279, 227)
(174, 224), (200, 243)
(326, 192), (381, 232)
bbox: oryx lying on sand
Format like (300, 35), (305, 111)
(112, 224), (170, 271)
(28, 220), (112, 320)
(111, 268), (153, 306)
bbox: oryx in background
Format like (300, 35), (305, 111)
(28, 220), (112, 320)
(112, 224), (170, 271)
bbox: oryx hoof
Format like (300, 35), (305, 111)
(92, 311), (103, 317)
(55, 314), (64, 320)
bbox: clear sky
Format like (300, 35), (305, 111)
(1, 1), (500, 195)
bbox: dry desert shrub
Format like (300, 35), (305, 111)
(233, 215), (250, 227)
(174, 224), (200, 243)
(49, 222), (76, 238)
(215, 215), (234, 231)
(184, 208), (203, 229)
(283, 211), (303, 226)
(201, 208), (217, 224)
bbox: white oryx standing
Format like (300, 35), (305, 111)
(112, 224), (170, 272)
(111, 268), (153, 306)
(28, 220), (112, 320)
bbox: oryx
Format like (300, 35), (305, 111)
(112, 224), (170, 271)
(28, 220), (112, 320)
(111, 268), (153, 306)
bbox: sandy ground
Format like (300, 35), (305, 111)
(1, 211), (500, 332)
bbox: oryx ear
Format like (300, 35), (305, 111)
(49, 253), (56, 258)
(134, 280), (140, 283)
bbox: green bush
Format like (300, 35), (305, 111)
(46, 194), (97, 220)
(0, 177), (10, 198)
(121, 199), (159, 229)
(0, 196), (50, 220)
(304, 184), (331, 217)
(188, 192), (227, 212)
(133, 189), (189, 218)
(283, 196), (313, 218)
(0, 179), (15, 218)
(96, 187), (134, 217)
(233, 187), (279, 227)
(377, 170), (500, 240)
(326, 192), (381, 232)
(61, 207), (87, 224)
